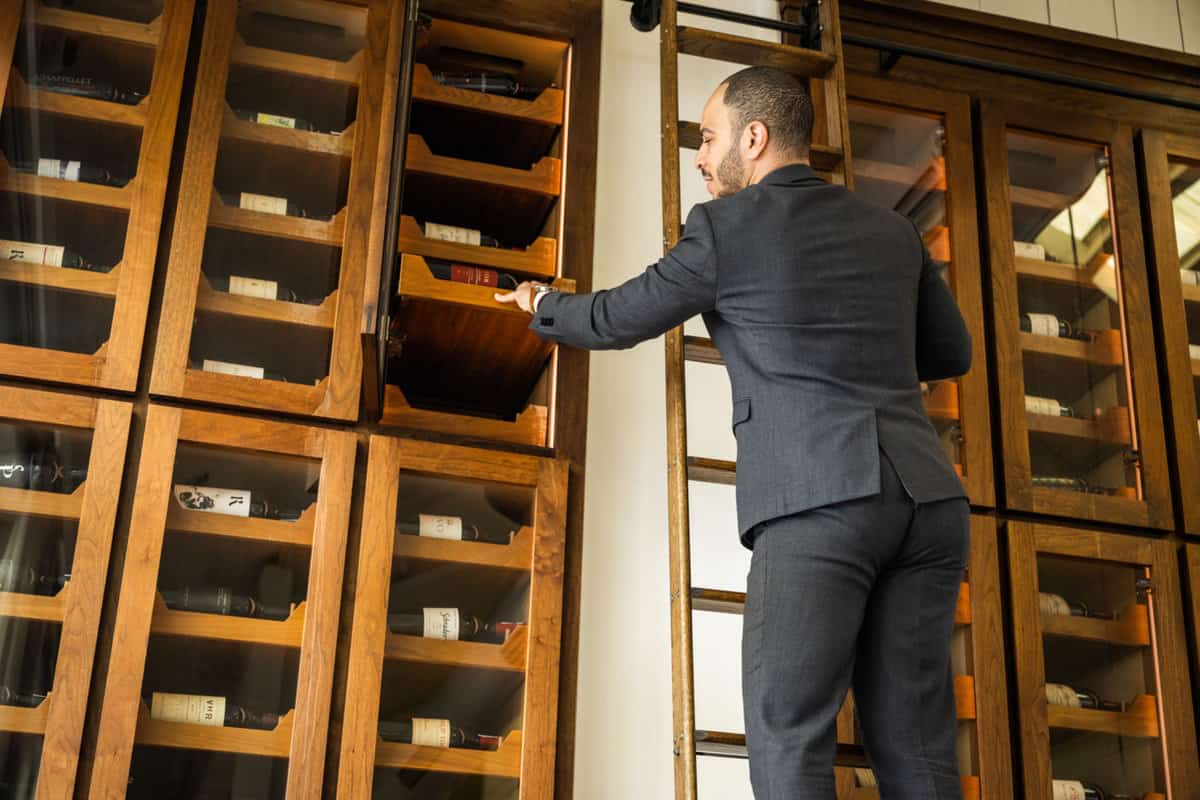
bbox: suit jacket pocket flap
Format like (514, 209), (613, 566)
(732, 398), (751, 428)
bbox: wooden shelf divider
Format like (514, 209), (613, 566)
(397, 215), (557, 279)
(1020, 330), (1125, 367)
(405, 134), (561, 197)
(373, 730), (523, 778)
(0, 485), (85, 520)
(5, 71), (148, 128)
(207, 192), (346, 245)
(134, 704), (295, 758)
(30, 4), (161, 46)
(411, 63), (564, 126)
(0, 696), (50, 736)
(1025, 406), (1131, 446)
(1046, 693), (1159, 738)
(219, 108), (354, 158)
(149, 595), (306, 648)
(1040, 605), (1151, 647)
(195, 279), (337, 331)
(390, 525), (534, 572)
(0, 589), (66, 623)
(382, 625), (527, 673)
(163, 502), (316, 547)
(228, 37), (362, 84)
(0, 154), (133, 210)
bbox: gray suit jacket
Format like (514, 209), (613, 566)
(529, 163), (971, 546)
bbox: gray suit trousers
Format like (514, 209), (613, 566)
(742, 449), (969, 800)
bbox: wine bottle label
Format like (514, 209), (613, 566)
(1013, 240), (1046, 261)
(1182, 269), (1200, 286)
(173, 484), (253, 518)
(1039, 592), (1072, 616)
(423, 608), (461, 640)
(1025, 395), (1061, 417)
(1, 240), (65, 267)
(202, 359), (265, 380)
(424, 223), (482, 246)
(449, 264), (499, 287)
(1025, 313), (1059, 337)
(254, 112), (297, 129)
(36, 159), (81, 182)
(411, 717), (451, 748)
(150, 692), (226, 727)
(1052, 780), (1087, 800)
(228, 276), (280, 300)
(238, 192), (288, 215)
(418, 514), (463, 540)
(1190, 344), (1200, 361)
(1045, 683), (1082, 708)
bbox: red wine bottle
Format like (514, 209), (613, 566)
(11, 158), (122, 187)
(207, 274), (320, 305)
(149, 692), (279, 730)
(432, 71), (545, 100)
(1, 238), (111, 272)
(0, 686), (46, 708)
(171, 484), (303, 521)
(231, 108), (319, 132)
(378, 717), (501, 750)
(396, 514), (514, 545)
(1020, 313), (1091, 341)
(0, 560), (68, 596)
(425, 258), (519, 290)
(160, 586), (291, 621)
(219, 191), (323, 220)
(29, 72), (145, 105)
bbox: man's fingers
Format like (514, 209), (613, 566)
(494, 290), (515, 303)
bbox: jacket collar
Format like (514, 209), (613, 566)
(759, 162), (826, 187)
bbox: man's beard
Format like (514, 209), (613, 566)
(715, 146), (746, 198)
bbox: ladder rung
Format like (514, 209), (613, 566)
(684, 335), (722, 365)
(676, 122), (844, 173)
(691, 587), (745, 614)
(677, 27), (837, 78)
(686, 456), (735, 484)
(695, 730), (869, 767)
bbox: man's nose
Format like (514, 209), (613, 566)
(693, 149), (703, 171)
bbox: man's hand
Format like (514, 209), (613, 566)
(494, 281), (539, 313)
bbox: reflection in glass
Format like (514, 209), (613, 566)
(1167, 159), (1200, 444)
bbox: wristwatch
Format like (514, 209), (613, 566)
(530, 283), (557, 313)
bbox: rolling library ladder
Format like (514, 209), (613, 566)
(634, 0), (862, 797)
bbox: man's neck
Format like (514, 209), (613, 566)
(748, 157), (811, 187)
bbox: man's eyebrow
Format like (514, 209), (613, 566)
(699, 126), (715, 136)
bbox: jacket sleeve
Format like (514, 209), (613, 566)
(914, 223), (973, 382)
(527, 204), (718, 350)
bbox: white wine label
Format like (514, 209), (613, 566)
(418, 513), (464, 540)
(239, 192), (288, 215)
(150, 692), (226, 727)
(423, 608), (461, 640)
(1039, 592), (1071, 617)
(254, 112), (297, 129)
(1026, 313), (1058, 337)
(1182, 269), (1200, 286)
(173, 484), (253, 518)
(0, 239), (65, 267)
(1025, 395), (1060, 417)
(202, 359), (265, 380)
(1190, 345), (1200, 361)
(36, 158), (80, 182)
(411, 718), (451, 748)
(1013, 240), (1046, 261)
(1044, 683), (1081, 708)
(1052, 780), (1086, 800)
(228, 275), (279, 300)
(424, 222), (481, 246)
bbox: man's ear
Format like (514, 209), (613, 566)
(745, 120), (769, 160)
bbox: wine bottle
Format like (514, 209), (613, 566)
(11, 158), (122, 187)
(1020, 313), (1091, 341)
(0, 560), (68, 596)
(29, 72), (145, 105)
(1, 238), (110, 272)
(1182, 268), (1200, 286)
(190, 358), (290, 383)
(1014, 240), (1046, 261)
(421, 221), (500, 248)
(425, 258), (519, 290)
(1044, 682), (1124, 711)
(1039, 592), (1116, 620)
(149, 692), (279, 730)
(171, 484), (303, 521)
(1189, 344), (1200, 362)
(0, 686), (46, 708)
(1025, 395), (1073, 417)
(0, 448), (87, 493)
(377, 717), (501, 750)
(207, 274), (321, 305)
(396, 514), (514, 545)
(160, 586), (291, 621)
(231, 108), (319, 132)
(432, 71), (545, 100)
(1051, 779), (1133, 800)
(219, 191), (319, 220)
(386, 608), (518, 643)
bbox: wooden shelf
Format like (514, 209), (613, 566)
(0, 695), (50, 736)
(1015, 254), (1117, 296)
(195, 279), (336, 331)
(0, 257), (120, 298)
(924, 380), (959, 422)
(31, 4), (161, 47)
(0, 589), (66, 623)
(207, 192), (345, 246)
(676, 27), (836, 77)
(692, 583), (971, 625)
(397, 254), (572, 316)
(0, 154), (132, 210)
(925, 226), (950, 262)
(1010, 182), (1075, 210)
(683, 335), (722, 365)
(229, 37), (362, 84)
(677, 121), (842, 171)
(955, 675), (976, 720)
(180, 369), (329, 417)
(405, 134), (561, 198)
(1020, 330), (1124, 368)
(5, 71), (147, 128)
(163, 501), (316, 547)
(956, 582), (971, 625)
(686, 456), (735, 485)
(135, 703), (294, 758)
(1181, 282), (1200, 305)
(383, 625), (527, 673)
(397, 215), (557, 280)
(411, 64), (563, 127)
(1046, 693), (1159, 738)
(1026, 406), (1131, 447)
(694, 730), (868, 766)
(220, 109), (354, 159)
(374, 729), (522, 778)
(854, 156), (946, 191)
(390, 526), (533, 572)
(149, 594), (305, 648)
(379, 387), (549, 448)
(0, 484), (85, 520)
(1040, 605), (1150, 647)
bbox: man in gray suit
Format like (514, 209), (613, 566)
(495, 66), (971, 800)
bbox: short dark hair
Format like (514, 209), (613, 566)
(721, 66), (814, 156)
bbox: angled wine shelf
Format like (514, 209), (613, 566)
(0, 694), (51, 737)
(1045, 694), (1159, 738)
(90, 405), (354, 798)
(0, 153), (132, 209)
(194, 278), (337, 331)
(373, 729), (523, 779)
(4, 71), (149, 128)
(397, 214), (557, 280)
(220, 107), (355, 158)
(383, 625), (528, 673)
(411, 63), (564, 127)
(0, 589), (67, 623)
(205, 191), (346, 245)
(30, 3), (161, 47)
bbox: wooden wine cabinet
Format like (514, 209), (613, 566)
(979, 99), (1172, 530)
(148, 0), (399, 420)
(1007, 521), (1199, 799)
(845, 74), (994, 508)
(0, 0), (192, 392)
(337, 435), (567, 799)
(0, 383), (131, 798)
(87, 405), (354, 799)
